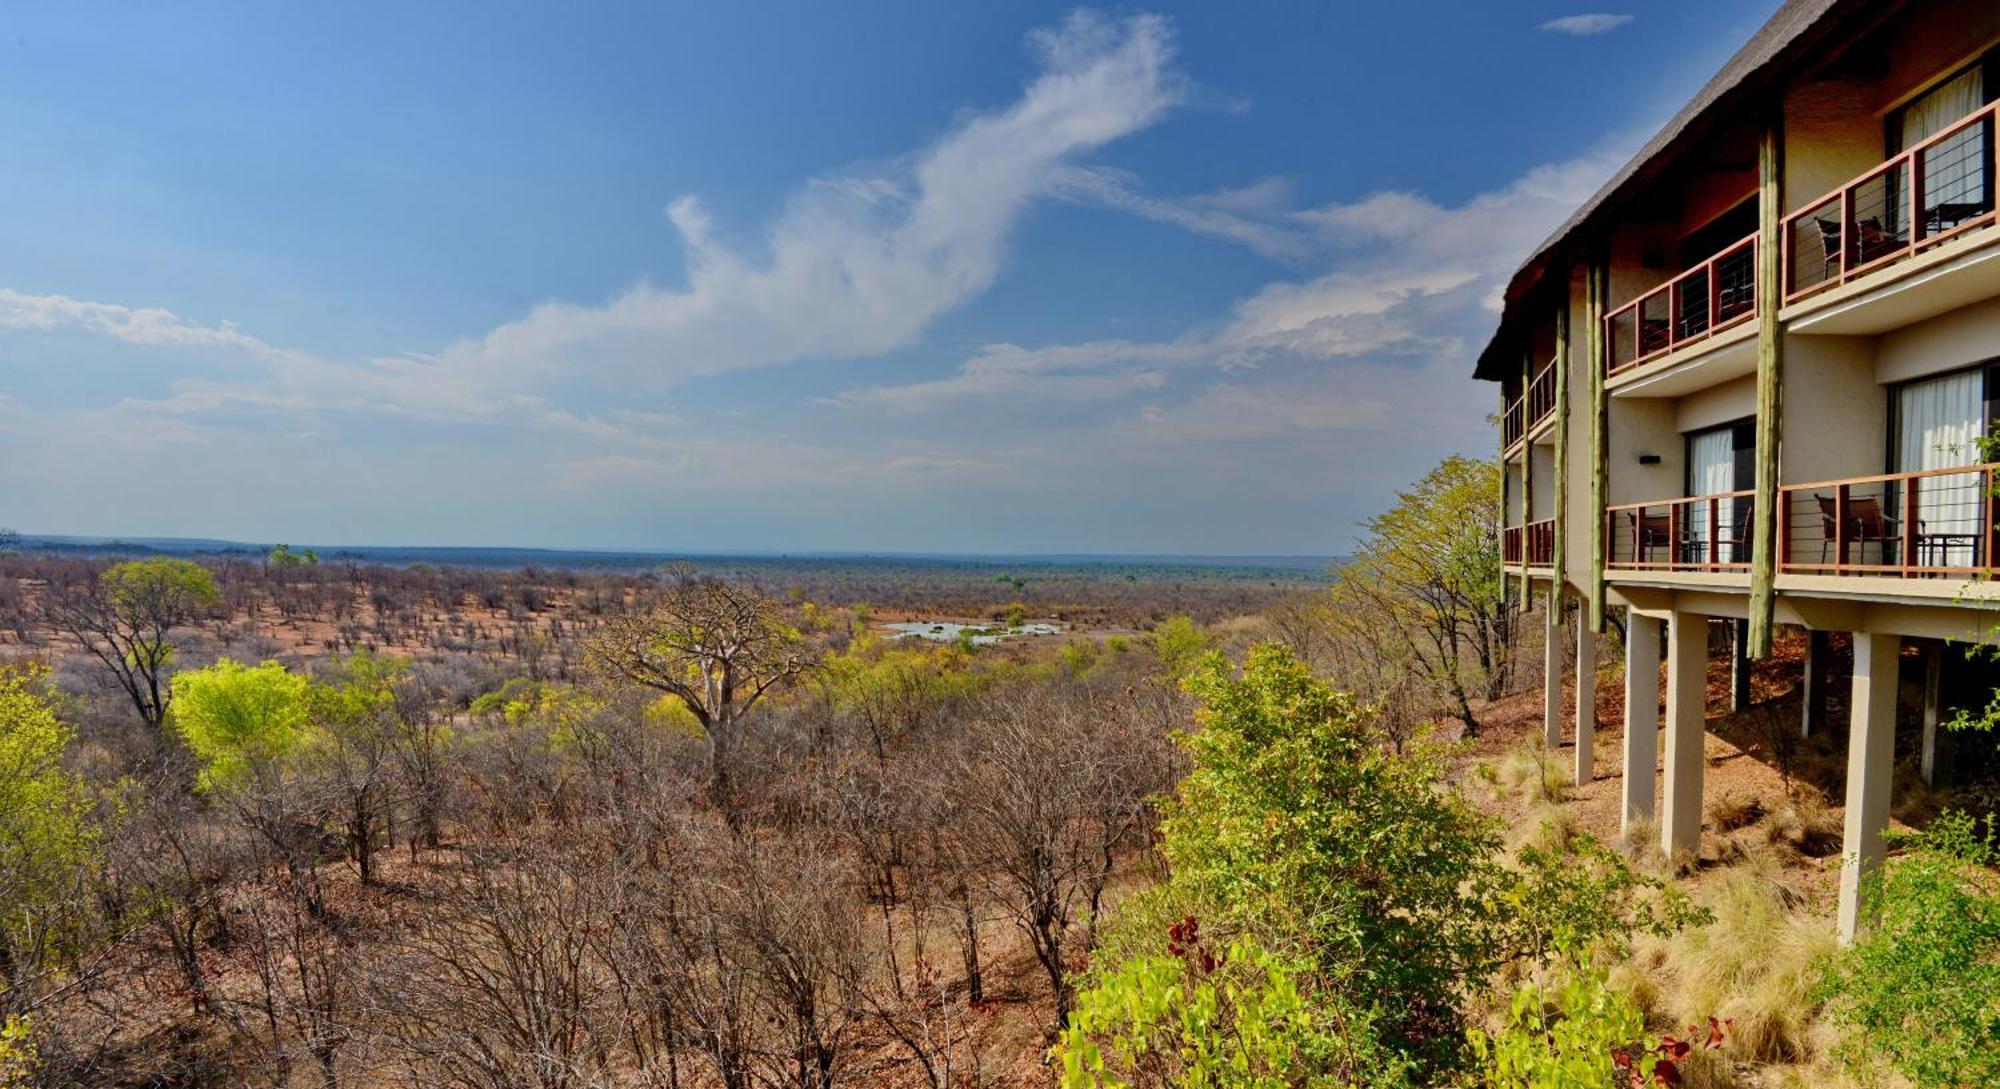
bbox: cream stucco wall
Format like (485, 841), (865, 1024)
(1781, 335), (1884, 484)
(1676, 375), (1758, 434)
(1607, 398), (1683, 505)
(1877, 296), (2000, 384)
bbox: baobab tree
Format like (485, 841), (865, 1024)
(585, 569), (819, 777)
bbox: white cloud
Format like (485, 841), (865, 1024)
(0, 287), (313, 366)
(848, 141), (1627, 422)
(1539, 14), (1634, 36)
(388, 9), (1185, 414)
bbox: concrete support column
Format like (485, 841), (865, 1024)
(1840, 632), (1901, 943)
(1621, 611), (1662, 838)
(1544, 596), (1564, 749)
(1801, 630), (1830, 738)
(1575, 619), (1597, 783)
(1662, 612), (1709, 859)
(1921, 642), (1942, 787)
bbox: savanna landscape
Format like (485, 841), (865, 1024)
(1, 456), (1995, 1088)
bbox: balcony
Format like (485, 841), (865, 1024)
(1502, 357), (1557, 451)
(1605, 236), (1758, 376)
(1606, 491), (1754, 573)
(1784, 101), (1998, 306)
(1780, 464), (2000, 577)
(1502, 519), (1554, 568)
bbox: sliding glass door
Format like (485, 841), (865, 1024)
(1893, 367), (1987, 567)
(1684, 419), (1754, 564)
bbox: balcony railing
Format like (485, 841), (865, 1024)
(1503, 519), (1555, 567)
(1604, 235), (1757, 375)
(1784, 100), (1999, 302)
(1502, 358), (1557, 450)
(1606, 491), (1754, 572)
(1779, 464), (2000, 576)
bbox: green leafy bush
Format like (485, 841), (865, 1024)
(1067, 644), (1693, 1080)
(1057, 934), (1411, 1089)
(1820, 811), (2000, 1088)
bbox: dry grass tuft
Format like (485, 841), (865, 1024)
(1765, 790), (1843, 860)
(1494, 741), (1570, 808)
(1645, 859), (1837, 1065)
(1707, 794), (1765, 832)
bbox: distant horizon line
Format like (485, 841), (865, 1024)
(13, 532), (1339, 567)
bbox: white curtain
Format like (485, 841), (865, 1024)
(1902, 67), (1984, 147)
(1904, 67), (1987, 223)
(1896, 370), (1985, 566)
(1687, 428), (1735, 561)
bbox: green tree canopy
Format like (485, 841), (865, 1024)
(170, 659), (316, 793)
(44, 558), (219, 729)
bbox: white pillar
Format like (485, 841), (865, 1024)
(1544, 595), (1564, 749)
(1841, 632), (1900, 943)
(1575, 619), (1597, 784)
(1662, 612), (1708, 859)
(1621, 611), (1661, 838)
(1921, 642), (1941, 787)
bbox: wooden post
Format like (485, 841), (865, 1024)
(1801, 629), (1830, 738)
(1748, 119), (1785, 657)
(1551, 296), (1570, 612)
(1921, 642), (1942, 786)
(1519, 350), (1534, 605)
(1731, 617), (1752, 711)
(1587, 257), (1608, 632)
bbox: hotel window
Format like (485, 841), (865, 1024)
(1684, 419), (1754, 563)
(1891, 364), (1996, 567)
(1888, 53), (2000, 238)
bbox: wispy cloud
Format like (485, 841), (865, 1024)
(0, 287), (313, 366)
(381, 10), (1186, 416)
(1539, 13), (1634, 36)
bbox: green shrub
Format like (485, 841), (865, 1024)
(1056, 935), (1411, 1089)
(1819, 811), (2000, 1088)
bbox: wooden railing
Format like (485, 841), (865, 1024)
(1528, 520), (1560, 568)
(1784, 100), (1999, 302)
(1502, 358), (1557, 451)
(1604, 235), (1757, 375)
(1502, 524), (1522, 564)
(1779, 464), (2000, 577)
(1526, 358), (1557, 433)
(1606, 491), (1755, 572)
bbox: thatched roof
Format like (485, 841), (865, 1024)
(1471, 0), (1856, 380)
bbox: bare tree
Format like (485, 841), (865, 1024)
(41, 558), (219, 731)
(585, 570), (819, 782)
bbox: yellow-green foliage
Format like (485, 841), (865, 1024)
(1055, 938), (1411, 1089)
(1151, 615), (1210, 680)
(169, 658), (315, 793)
(0, 667), (98, 920)
(1467, 962), (1648, 1089)
(0, 1016), (35, 1089)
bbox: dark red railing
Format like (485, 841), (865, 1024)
(1784, 100), (1999, 302)
(1502, 358), (1557, 450)
(1523, 518), (1554, 567)
(1604, 235), (1757, 375)
(1779, 464), (2000, 577)
(1606, 491), (1754, 572)
(1502, 520), (1553, 566)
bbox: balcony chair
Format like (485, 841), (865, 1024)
(1816, 493), (1901, 568)
(1630, 512), (1672, 565)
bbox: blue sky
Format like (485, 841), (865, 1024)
(0, 2), (1775, 554)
